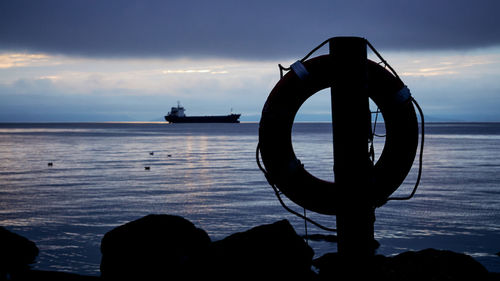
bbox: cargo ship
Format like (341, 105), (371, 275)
(164, 103), (241, 123)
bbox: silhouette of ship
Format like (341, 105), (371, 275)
(164, 102), (241, 123)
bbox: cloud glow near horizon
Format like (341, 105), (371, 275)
(0, 47), (499, 122)
(1, 46), (499, 121)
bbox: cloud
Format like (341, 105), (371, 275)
(1, 45), (499, 122)
(1, 0), (499, 59)
(0, 53), (51, 68)
(397, 51), (500, 77)
(0, 55), (279, 121)
(161, 68), (229, 74)
(163, 69), (212, 74)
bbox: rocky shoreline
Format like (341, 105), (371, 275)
(2, 214), (499, 280)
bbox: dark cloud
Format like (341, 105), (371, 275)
(1, 0), (499, 59)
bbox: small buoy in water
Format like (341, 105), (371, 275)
(167, 154), (172, 157)
(48, 162), (53, 166)
(144, 166), (150, 170)
(150, 152), (154, 155)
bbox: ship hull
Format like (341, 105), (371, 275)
(164, 114), (241, 123)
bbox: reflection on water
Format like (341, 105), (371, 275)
(0, 122), (500, 274)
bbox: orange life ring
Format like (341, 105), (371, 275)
(258, 55), (418, 215)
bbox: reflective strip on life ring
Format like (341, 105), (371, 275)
(258, 55), (418, 215)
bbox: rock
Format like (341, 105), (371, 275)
(100, 214), (210, 280)
(388, 248), (489, 281)
(0, 226), (39, 278)
(314, 248), (490, 281)
(100, 217), (316, 280)
(204, 219), (315, 280)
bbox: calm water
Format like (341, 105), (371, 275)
(1, 122), (500, 275)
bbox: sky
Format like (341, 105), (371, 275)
(1, 0), (499, 122)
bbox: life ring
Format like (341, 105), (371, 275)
(258, 55), (419, 215)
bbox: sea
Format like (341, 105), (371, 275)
(1, 122), (500, 275)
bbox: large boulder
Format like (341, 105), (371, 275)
(100, 216), (315, 280)
(387, 248), (489, 281)
(204, 219), (315, 280)
(0, 226), (39, 278)
(314, 248), (490, 281)
(100, 214), (210, 280)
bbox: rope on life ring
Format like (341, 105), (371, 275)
(257, 54), (421, 217)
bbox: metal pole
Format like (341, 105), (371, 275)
(330, 37), (375, 263)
